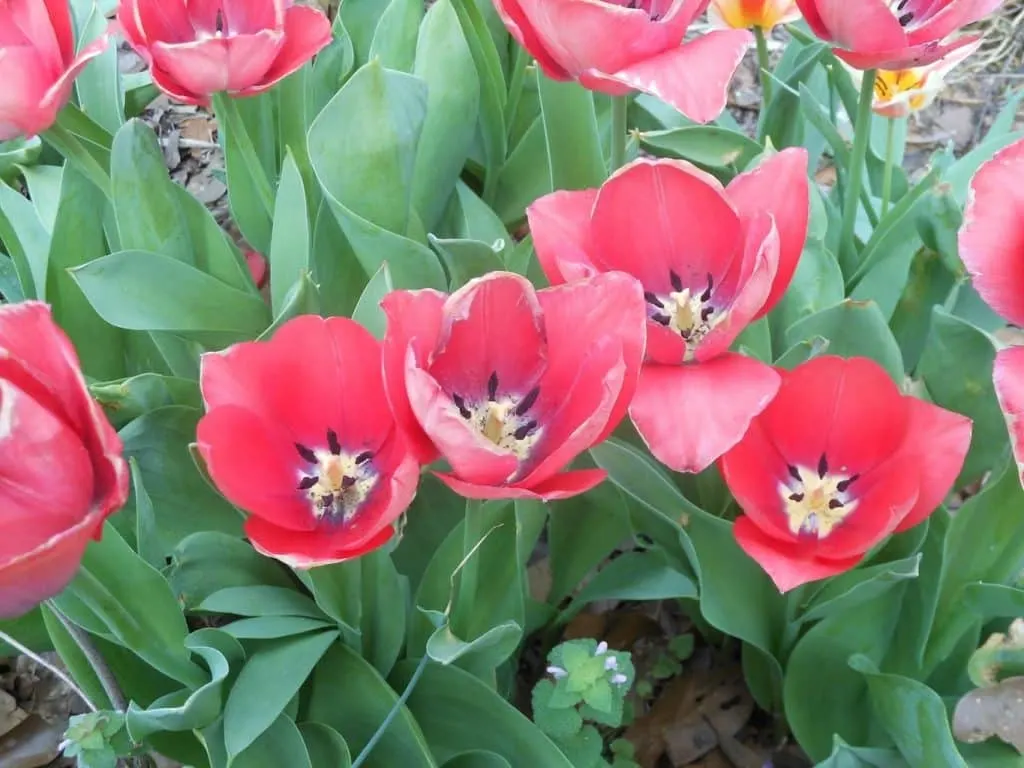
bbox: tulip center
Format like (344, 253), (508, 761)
(451, 372), (543, 460)
(888, 0), (921, 27)
(622, 0), (664, 20)
(873, 69), (929, 109)
(780, 456), (859, 539)
(646, 271), (725, 359)
(295, 430), (377, 523)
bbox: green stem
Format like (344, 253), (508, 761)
(211, 92), (276, 218)
(351, 655), (430, 768)
(47, 602), (127, 711)
(754, 27), (773, 106)
(610, 95), (628, 174)
(881, 116), (896, 217)
(839, 69), (876, 266)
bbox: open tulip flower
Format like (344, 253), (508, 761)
(0, 0), (109, 140)
(0, 302), (128, 618)
(490, 0), (753, 123)
(960, 137), (1024, 487)
(381, 271), (647, 501)
(528, 150), (809, 473)
(795, 0), (1001, 70)
(720, 356), (971, 593)
(708, 0), (800, 31)
(197, 316), (420, 568)
(846, 39), (980, 118)
(116, 0), (333, 106)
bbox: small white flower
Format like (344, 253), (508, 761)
(604, 656), (618, 671)
(547, 665), (568, 679)
(611, 673), (628, 685)
(595, 641), (609, 655)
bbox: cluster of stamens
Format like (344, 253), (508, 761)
(645, 271), (724, 358)
(295, 429), (376, 523)
(780, 454), (859, 539)
(451, 372), (543, 460)
(891, 0), (914, 26)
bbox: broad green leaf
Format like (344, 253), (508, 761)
(130, 458), (163, 570)
(849, 656), (968, 768)
(223, 616), (335, 641)
(0, 177), (51, 298)
(759, 41), (828, 149)
(430, 236), (504, 288)
(90, 373), (201, 430)
(42, 603), (114, 710)
(411, 0), (480, 230)
(889, 250), (958, 372)
(916, 308), (1005, 486)
(784, 300), (904, 382)
(260, 272), (320, 339)
(300, 722), (352, 768)
(769, 238), (844, 349)
(230, 715), (313, 768)
(269, 151), (311, 315)
(799, 554), (921, 624)
(369, 0), (422, 72)
(425, 621), (523, 668)
(340, 0), (388, 65)
(73, 4), (123, 134)
(818, 738), (908, 768)
(640, 125), (762, 169)
(306, 643), (437, 768)
(310, 16), (356, 118)
(168, 532), (294, 609)
(71, 250), (270, 346)
(493, 117), (551, 225)
(200, 587), (329, 620)
(351, 263), (393, 340)
(359, 550), (408, 677)
(537, 73), (605, 190)
(120, 407), (243, 550)
(442, 751), (511, 768)
(224, 631), (338, 760)
(392, 660), (573, 766)
(392, 475), (465, 593)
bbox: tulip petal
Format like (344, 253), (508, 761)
(0, 506), (107, 618)
(906, 0), (1004, 45)
(535, 272), (647, 447)
(246, 518), (395, 569)
(435, 468), (607, 501)
(890, 398), (971, 531)
(834, 34), (980, 70)
(236, 5), (333, 97)
(633, 353), (780, 473)
(429, 273), (547, 399)
(727, 148), (810, 319)
(804, 0), (907, 53)
(734, 515), (864, 593)
(759, 356), (909, 474)
(40, 33), (110, 124)
(491, 0), (571, 80)
(527, 188), (600, 286)
(994, 345), (1024, 489)
(590, 158), (740, 292)
(196, 405), (318, 532)
(133, 0), (195, 45)
(959, 136), (1024, 327)
(580, 29), (752, 123)
(381, 289), (446, 464)
(0, 47), (52, 139)
(151, 29), (282, 98)
(43, 0), (75, 63)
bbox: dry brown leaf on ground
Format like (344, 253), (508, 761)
(0, 715), (63, 768)
(953, 676), (1024, 754)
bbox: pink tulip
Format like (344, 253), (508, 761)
(491, 0), (752, 123)
(795, 0), (1002, 70)
(116, 0), (333, 106)
(0, 0), (109, 141)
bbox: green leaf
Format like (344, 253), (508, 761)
(223, 616), (336, 640)
(537, 73), (606, 190)
(70, 250), (270, 346)
(425, 621), (523, 668)
(230, 715), (314, 768)
(849, 656), (968, 768)
(339, 0), (388, 65)
(351, 263), (394, 341)
(817, 738), (908, 768)
(224, 631), (338, 760)
(300, 722), (352, 768)
(769, 237), (844, 350)
(310, 17), (356, 118)
(130, 458), (163, 570)
(799, 554), (921, 624)
(442, 751), (511, 768)
(411, 0), (480, 230)
(168, 531), (294, 609)
(125, 628), (243, 742)
(889, 249), (958, 372)
(784, 300), (904, 382)
(393, 659), (574, 766)
(120, 407), (243, 550)
(200, 586), (330, 620)
(90, 373), (200, 429)
(359, 549), (408, 677)
(916, 308), (1005, 486)
(430, 236), (504, 288)
(639, 125), (762, 169)
(42, 604), (114, 710)
(759, 41), (828, 149)
(307, 644), (437, 767)
(368, 0), (422, 71)
(260, 271), (321, 339)
(0, 168), (53, 299)
(269, 151), (311, 316)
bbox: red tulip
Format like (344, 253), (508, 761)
(116, 0), (333, 106)
(381, 271), (647, 501)
(0, 0), (109, 141)
(0, 302), (128, 618)
(528, 150), (809, 473)
(960, 137), (1024, 487)
(720, 356), (971, 592)
(197, 315), (420, 568)
(491, 0), (752, 123)
(244, 249), (268, 290)
(795, 0), (999, 70)
(708, 0), (800, 31)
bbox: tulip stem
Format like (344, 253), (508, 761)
(351, 654), (430, 768)
(881, 117), (896, 217)
(754, 27), (773, 106)
(840, 69), (876, 267)
(48, 602), (128, 712)
(0, 624), (98, 712)
(610, 95), (629, 173)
